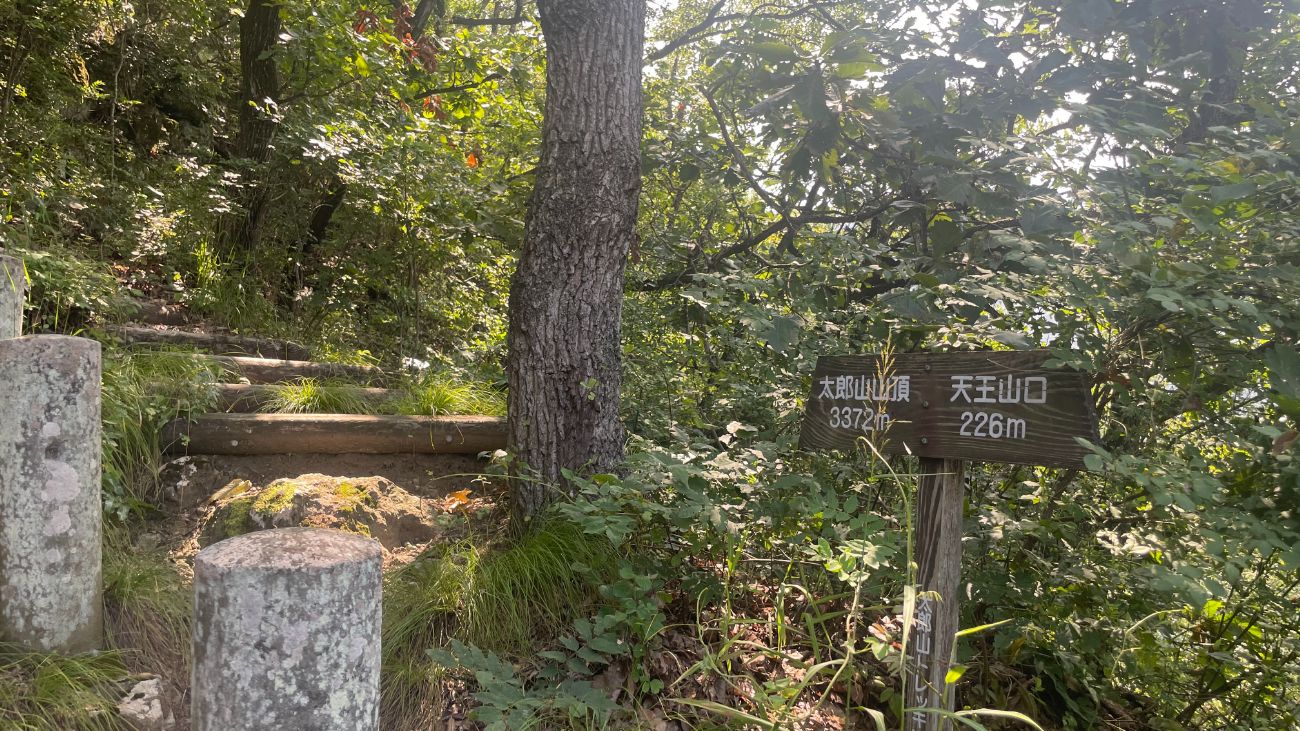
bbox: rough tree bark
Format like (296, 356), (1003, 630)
(221, 0), (282, 254)
(506, 0), (645, 522)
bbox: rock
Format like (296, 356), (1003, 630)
(196, 474), (437, 554)
(191, 528), (381, 730)
(118, 677), (175, 731)
(0, 252), (25, 338)
(0, 335), (102, 653)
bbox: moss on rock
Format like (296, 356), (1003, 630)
(197, 474), (436, 557)
(251, 479), (298, 518)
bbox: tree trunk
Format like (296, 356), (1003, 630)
(280, 171), (346, 309)
(221, 0), (282, 254)
(506, 0), (645, 523)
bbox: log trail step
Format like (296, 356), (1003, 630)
(196, 354), (384, 385)
(109, 325), (311, 360)
(129, 299), (191, 327)
(163, 413), (506, 455)
(213, 383), (396, 413)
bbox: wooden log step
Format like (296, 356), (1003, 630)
(197, 355), (384, 385)
(109, 325), (311, 360)
(129, 299), (191, 327)
(213, 383), (396, 413)
(162, 414), (506, 455)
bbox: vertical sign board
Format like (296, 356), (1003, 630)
(798, 350), (1098, 731)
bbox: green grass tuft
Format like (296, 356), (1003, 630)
(0, 646), (130, 731)
(261, 377), (376, 414)
(386, 371), (505, 416)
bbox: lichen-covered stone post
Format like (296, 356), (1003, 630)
(0, 335), (102, 652)
(192, 527), (382, 731)
(0, 253), (25, 337)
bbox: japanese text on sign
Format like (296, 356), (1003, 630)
(799, 351), (1099, 469)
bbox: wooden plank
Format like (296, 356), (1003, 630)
(161, 414), (505, 455)
(196, 354), (384, 385)
(905, 458), (965, 731)
(798, 350), (1098, 469)
(212, 383), (396, 413)
(108, 325), (311, 360)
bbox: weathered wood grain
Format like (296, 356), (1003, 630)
(195, 354), (384, 385)
(108, 325), (311, 360)
(905, 458), (965, 731)
(161, 414), (505, 455)
(212, 383), (396, 413)
(798, 350), (1098, 469)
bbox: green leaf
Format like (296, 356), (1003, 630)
(1265, 345), (1300, 417)
(764, 314), (801, 352)
(992, 331), (1033, 349)
(750, 41), (799, 63)
(955, 618), (1013, 638)
(586, 635), (625, 655)
(674, 699), (779, 730)
(955, 708), (1046, 730)
(1209, 182), (1257, 203)
(930, 218), (963, 257)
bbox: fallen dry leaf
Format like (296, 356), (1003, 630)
(443, 488), (473, 509)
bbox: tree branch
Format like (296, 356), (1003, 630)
(452, 0), (525, 26)
(697, 84), (795, 234)
(410, 0), (441, 39)
(412, 72), (505, 100)
(646, 0), (727, 63)
(634, 198), (897, 291)
(646, 0), (848, 63)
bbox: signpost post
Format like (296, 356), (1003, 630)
(798, 350), (1098, 731)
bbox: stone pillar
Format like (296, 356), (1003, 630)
(0, 335), (102, 653)
(192, 527), (382, 731)
(0, 253), (25, 337)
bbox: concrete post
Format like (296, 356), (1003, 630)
(192, 527), (382, 731)
(0, 253), (25, 338)
(0, 335), (103, 653)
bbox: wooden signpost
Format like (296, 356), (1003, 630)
(798, 350), (1098, 731)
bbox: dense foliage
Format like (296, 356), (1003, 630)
(3, 0), (1298, 728)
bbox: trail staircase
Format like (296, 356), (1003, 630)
(106, 314), (507, 460)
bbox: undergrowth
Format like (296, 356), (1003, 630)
(101, 347), (219, 519)
(181, 242), (289, 336)
(102, 533), (192, 725)
(0, 646), (130, 731)
(259, 372), (507, 416)
(380, 520), (617, 729)
(5, 246), (131, 332)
